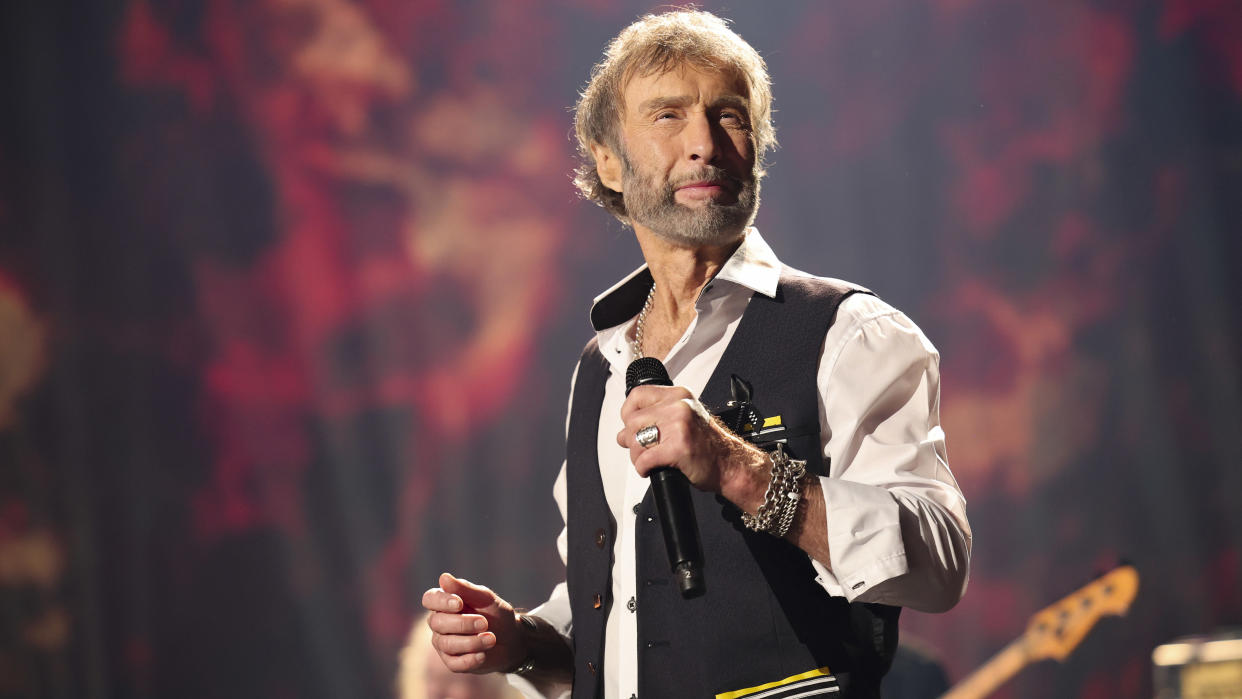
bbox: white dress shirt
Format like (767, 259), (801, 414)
(512, 230), (971, 699)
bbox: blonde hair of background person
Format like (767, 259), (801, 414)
(399, 611), (524, 699)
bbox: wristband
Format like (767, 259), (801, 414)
(509, 613), (540, 676)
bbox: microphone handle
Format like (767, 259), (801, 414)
(650, 467), (706, 598)
(624, 356), (705, 598)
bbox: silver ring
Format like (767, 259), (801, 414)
(635, 424), (660, 448)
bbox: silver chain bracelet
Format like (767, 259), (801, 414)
(741, 444), (807, 537)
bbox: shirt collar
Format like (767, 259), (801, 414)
(588, 228), (782, 331)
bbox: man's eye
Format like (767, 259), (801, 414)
(656, 112), (676, 120)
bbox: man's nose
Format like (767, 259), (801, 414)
(684, 112), (722, 164)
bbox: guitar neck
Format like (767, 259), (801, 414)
(940, 638), (1029, 699)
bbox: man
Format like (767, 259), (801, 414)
(422, 10), (971, 698)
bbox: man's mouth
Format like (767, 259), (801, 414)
(677, 180), (727, 192)
(674, 178), (738, 200)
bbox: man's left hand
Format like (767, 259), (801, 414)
(615, 385), (766, 509)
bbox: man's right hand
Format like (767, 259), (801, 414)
(421, 572), (526, 674)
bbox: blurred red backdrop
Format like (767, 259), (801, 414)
(0, 1), (1239, 697)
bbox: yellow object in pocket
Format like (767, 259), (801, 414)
(715, 666), (838, 698)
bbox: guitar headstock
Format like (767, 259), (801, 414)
(1021, 565), (1140, 662)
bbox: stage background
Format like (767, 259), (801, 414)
(1, 1), (1240, 697)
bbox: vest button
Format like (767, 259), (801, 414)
(594, 528), (607, 548)
(626, 596), (636, 612)
(632, 504), (640, 515)
(593, 593), (602, 609)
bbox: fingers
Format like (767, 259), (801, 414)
(422, 586), (464, 613)
(427, 609), (488, 635)
(619, 385), (693, 422)
(421, 574), (498, 673)
(422, 574), (474, 614)
(434, 636), (495, 673)
(631, 439), (683, 477)
(431, 628), (498, 657)
(619, 421), (682, 472)
(421, 574), (496, 634)
(420, 602), (494, 671)
(438, 572), (499, 611)
(616, 392), (702, 456)
(616, 393), (693, 448)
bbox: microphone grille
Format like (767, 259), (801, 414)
(626, 356), (671, 394)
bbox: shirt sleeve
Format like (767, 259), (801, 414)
(807, 293), (972, 612)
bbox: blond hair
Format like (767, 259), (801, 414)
(572, 9), (776, 221)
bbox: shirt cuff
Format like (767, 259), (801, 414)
(507, 675), (571, 699)
(811, 476), (909, 601)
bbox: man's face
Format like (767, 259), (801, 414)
(610, 64), (760, 247)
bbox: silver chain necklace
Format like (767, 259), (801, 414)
(631, 282), (656, 359)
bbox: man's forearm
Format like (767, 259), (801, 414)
(719, 437), (833, 568)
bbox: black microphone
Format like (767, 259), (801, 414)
(625, 357), (706, 598)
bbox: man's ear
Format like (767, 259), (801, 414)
(590, 141), (623, 193)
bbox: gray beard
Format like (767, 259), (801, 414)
(620, 157), (760, 247)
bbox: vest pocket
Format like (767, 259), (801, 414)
(714, 666), (839, 698)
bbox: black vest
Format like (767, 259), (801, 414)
(565, 270), (899, 699)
